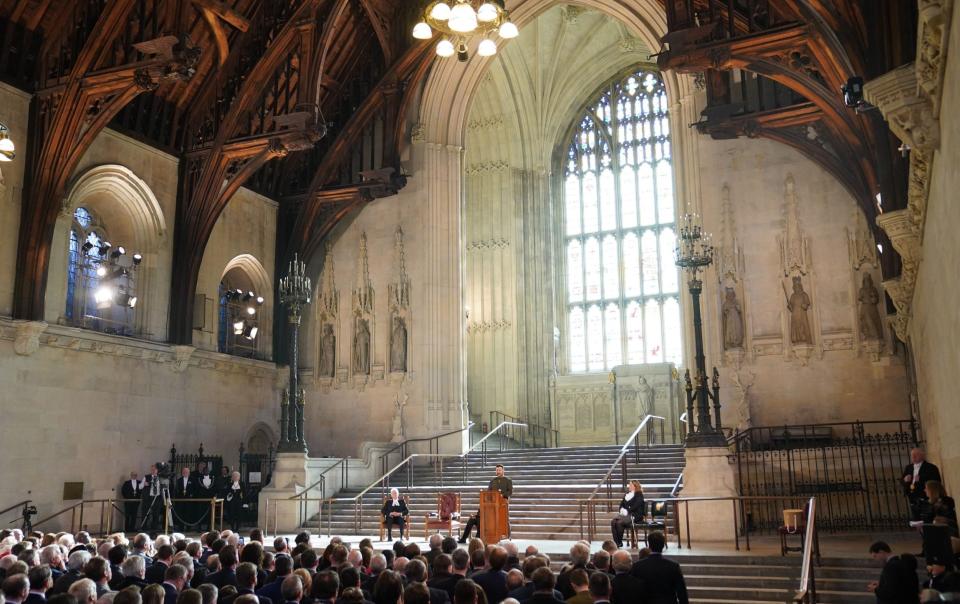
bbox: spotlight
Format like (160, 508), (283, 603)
(95, 286), (114, 309)
(235, 288), (243, 296)
(246, 306), (256, 316)
(233, 320), (245, 335)
(98, 242), (112, 256)
(0, 122), (14, 162)
(842, 76), (864, 108)
(243, 324), (258, 340)
(111, 250), (122, 259)
(132, 253), (143, 266)
(96, 266), (108, 277)
(128, 296), (137, 308)
(115, 293), (137, 308)
(243, 291), (254, 302)
(256, 296), (265, 305)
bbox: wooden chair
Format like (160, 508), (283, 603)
(779, 506), (806, 556)
(379, 495), (411, 542)
(424, 492), (462, 540)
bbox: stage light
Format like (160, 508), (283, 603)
(95, 286), (114, 309)
(98, 242), (112, 256)
(246, 306), (256, 316)
(842, 76), (864, 108)
(128, 296), (137, 308)
(243, 324), (258, 340)
(233, 320), (245, 335)
(256, 296), (265, 305)
(96, 266), (108, 277)
(132, 253), (142, 265)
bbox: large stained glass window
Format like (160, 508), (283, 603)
(563, 68), (682, 372)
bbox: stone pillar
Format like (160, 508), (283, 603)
(422, 142), (466, 436)
(680, 446), (738, 541)
(257, 452), (308, 532)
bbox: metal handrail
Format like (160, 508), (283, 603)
(376, 421), (476, 476)
(588, 415), (665, 500)
(794, 497), (818, 603)
(489, 411), (559, 448)
(670, 472), (683, 497)
(0, 500), (32, 519)
(298, 458), (348, 499)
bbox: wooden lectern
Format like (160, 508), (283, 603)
(479, 490), (509, 544)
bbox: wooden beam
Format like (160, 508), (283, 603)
(356, 0), (393, 64)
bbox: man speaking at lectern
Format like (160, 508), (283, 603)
(459, 464), (513, 543)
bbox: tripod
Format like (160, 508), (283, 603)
(139, 482), (172, 533)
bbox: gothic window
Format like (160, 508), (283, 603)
(218, 276), (265, 359)
(563, 69), (682, 373)
(65, 207), (139, 335)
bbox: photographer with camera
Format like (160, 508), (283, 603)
(141, 463), (172, 534)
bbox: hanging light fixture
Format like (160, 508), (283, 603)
(0, 123), (14, 162)
(416, 0), (519, 61)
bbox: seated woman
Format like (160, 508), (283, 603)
(925, 480), (958, 538)
(610, 480), (645, 548)
(381, 488), (409, 540)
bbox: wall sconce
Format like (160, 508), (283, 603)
(0, 123), (14, 161)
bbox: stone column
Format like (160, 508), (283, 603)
(680, 446), (738, 541)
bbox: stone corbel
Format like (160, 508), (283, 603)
(917, 0), (954, 116)
(864, 64), (939, 153)
(876, 210), (923, 264)
(170, 345), (195, 373)
(13, 321), (48, 356)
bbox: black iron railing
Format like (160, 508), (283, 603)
(733, 419), (918, 532)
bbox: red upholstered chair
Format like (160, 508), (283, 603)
(424, 492), (462, 540)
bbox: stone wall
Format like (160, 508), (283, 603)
(910, 1), (960, 491)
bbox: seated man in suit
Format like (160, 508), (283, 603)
(382, 488), (410, 540)
(630, 531), (688, 604)
(459, 465), (513, 543)
(903, 448), (941, 521)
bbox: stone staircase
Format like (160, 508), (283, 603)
(543, 552), (910, 604)
(311, 444), (685, 539)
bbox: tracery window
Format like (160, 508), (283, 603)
(563, 69), (683, 373)
(66, 207), (140, 335)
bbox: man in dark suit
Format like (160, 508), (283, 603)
(118, 556), (149, 591)
(141, 464), (165, 533)
(428, 555), (463, 600)
(525, 567), (566, 604)
(506, 557), (564, 603)
(173, 467), (195, 530)
(108, 545), (127, 591)
(381, 488), (409, 540)
(404, 560), (449, 604)
(902, 448), (942, 521)
(26, 566), (52, 604)
(121, 472), (142, 531)
(609, 551), (644, 604)
(146, 546), (175, 584)
(256, 554), (293, 603)
(472, 547), (509, 604)
(557, 543), (591, 600)
(630, 531), (688, 604)
(867, 541), (919, 604)
(206, 545), (240, 590)
(221, 563), (273, 604)
(587, 572), (612, 604)
(162, 565), (188, 604)
(311, 571), (339, 604)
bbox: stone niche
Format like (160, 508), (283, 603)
(552, 363), (683, 446)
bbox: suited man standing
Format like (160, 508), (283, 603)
(902, 448), (941, 521)
(630, 531), (688, 604)
(141, 464), (164, 532)
(121, 472), (142, 531)
(174, 467), (195, 530)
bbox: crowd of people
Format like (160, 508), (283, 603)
(0, 528), (689, 604)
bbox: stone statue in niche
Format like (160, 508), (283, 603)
(637, 376), (655, 416)
(721, 287), (744, 349)
(390, 316), (408, 372)
(858, 273), (883, 341)
(785, 276), (813, 344)
(319, 324), (336, 378)
(353, 318), (370, 375)
(391, 392), (408, 442)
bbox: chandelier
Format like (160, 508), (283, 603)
(675, 213), (714, 274)
(413, 1), (519, 61)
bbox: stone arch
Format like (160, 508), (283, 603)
(219, 254), (274, 359)
(244, 421), (276, 454)
(47, 164), (169, 335)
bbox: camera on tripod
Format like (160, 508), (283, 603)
(20, 502), (37, 533)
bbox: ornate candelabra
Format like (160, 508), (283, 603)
(278, 254), (311, 453)
(675, 214), (725, 447)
